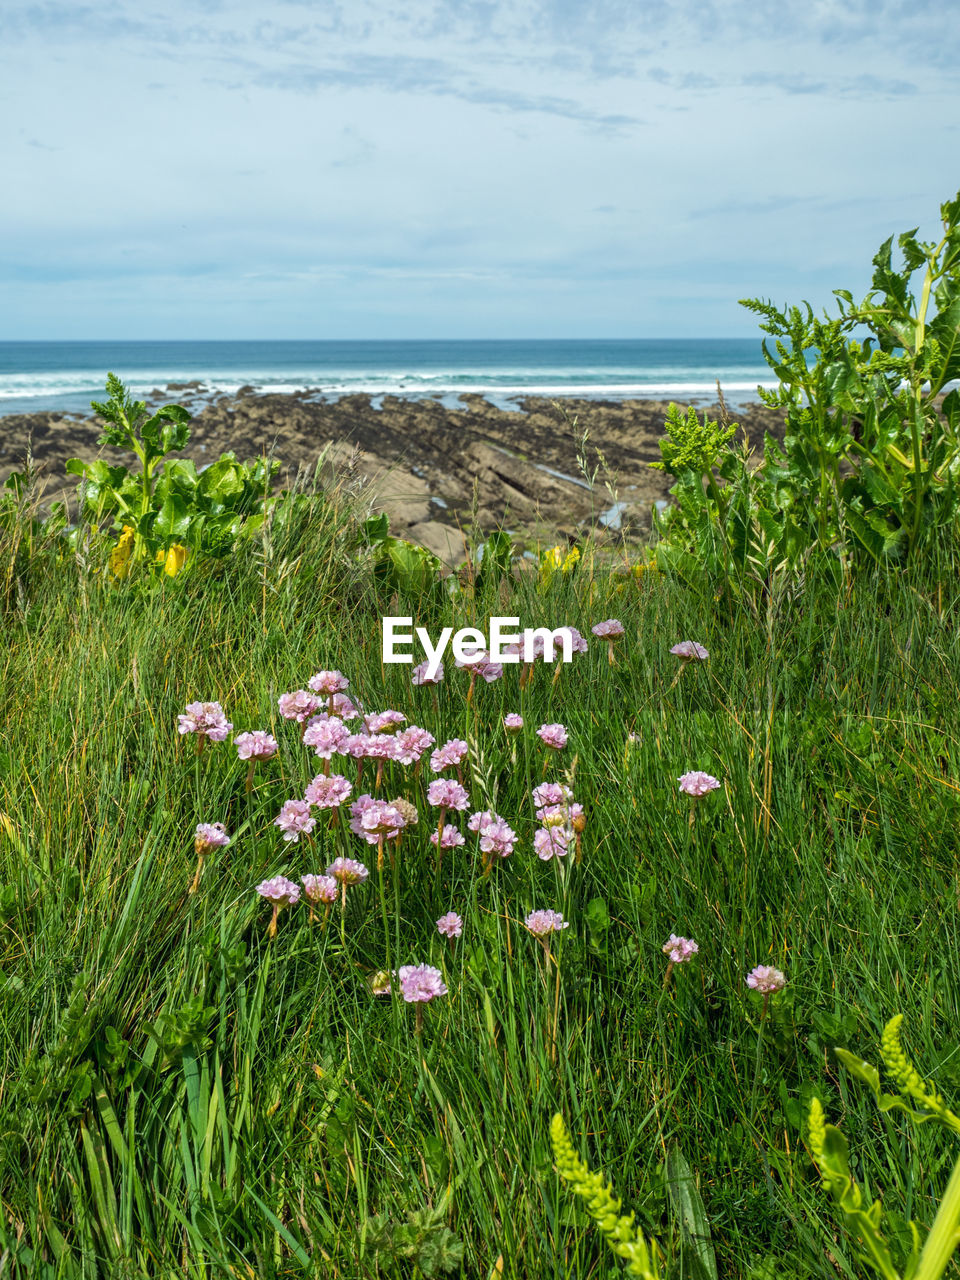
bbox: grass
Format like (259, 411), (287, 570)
(2, 480), (960, 1279)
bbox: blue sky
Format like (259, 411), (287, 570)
(2, 0), (957, 338)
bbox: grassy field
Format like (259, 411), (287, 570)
(2, 481), (960, 1279)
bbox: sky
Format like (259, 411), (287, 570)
(2, 0), (958, 339)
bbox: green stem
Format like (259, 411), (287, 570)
(915, 1150), (960, 1280)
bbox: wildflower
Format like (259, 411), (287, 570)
(477, 817), (517, 861)
(308, 670), (349, 695)
(524, 909), (569, 937)
(304, 773), (352, 809)
(392, 726), (436, 765)
(334, 693), (361, 720)
(274, 799), (316, 843)
(430, 824), (466, 850)
(592, 618), (625, 665)
(678, 771), (721, 798)
(562, 626), (590, 655)
(436, 911), (463, 939)
(302, 716), (348, 759)
(364, 710), (407, 735)
(430, 739), (469, 773)
(256, 874), (301, 905)
(256, 875), (301, 938)
(302, 873), (338, 904)
(534, 826), (570, 861)
(537, 723), (569, 751)
(277, 690), (321, 723)
(234, 730), (278, 761)
(427, 779), (470, 811)
(326, 857), (370, 885)
(532, 782), (574, 815)
(398, 964), (448, 1003)
(662, 934), (699, 963)
(359, 801), (407, 843)
(157, 543), (188, 577)
(746, 965), (786, 994)
(178, 701), (233, 744)
(194, 822), (230, 856)
(108, 525), (136, 579)
(190, 821), (230, 894)
(503, 713), (524, 733)
(412, 660), (444, 685)
(592, 619), (625, 639)
(670, 641), (709, 662)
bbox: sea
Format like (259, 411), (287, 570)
(0, 338), (776, 417)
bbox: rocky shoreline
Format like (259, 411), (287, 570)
(0, 389), (787, 564)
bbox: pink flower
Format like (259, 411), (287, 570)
(364, 710), (407, 735)
(194, 822), (230, 854)
(534, 826), (569, 860)
(671, 641), (709, 661)
(277, 690), (321, 723)
(392, 726), (436, 765)
(532, 782), (573, 815)
(524, 909), (569, 937)
(256, 875), (301, 906)
(330, 693), (361, 721)
(503, 713), (524, 733)
(592, 619), (625, 639)
(468, 809), (499, 832)
(430, 739), (469, 772)
(455, 651), (503, 682)
(326, 857), (369, 885)
(662, 934), (699, 963)
(308, 669), (350, 695)
(398, 964), (448, 1003)
(427, 779), (470, 811)
(304, 773), (353, 808)
(302, 873), (338, 904)
(348, 795), (404, 842)
(678, 771), (721, 798)
(178, 701), (233, 741)
(274, 799), (316, 842)
(561, 626), (589, 655)
(430, 824), (466, 849)
(537, 723), (569, 750)
(478, 818), (517, 859)
(234, 730), (278, 761)
(540, 801), (583, 828)
(412, 660), (444, 685)
(302, 716), (349, 759)
(746, 965), (786, 994)
(436, 911), (463, 938)
(359, 801), (406, 843)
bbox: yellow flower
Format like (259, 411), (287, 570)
(156, 543), (188, 577)
(108, 525), (136, 579)
(539, 544), (580, 584)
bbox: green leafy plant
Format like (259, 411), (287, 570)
(364, 1201), (465, 1276)
(653, 190), (960, 581)
(66, 373), (280, 577)
(808, 1015), (960, 1280)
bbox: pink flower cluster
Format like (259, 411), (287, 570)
(524, 909), (569, 937)
(746, 965), (786, 994)
(591, 618), (624, 639)
(308, 669), (350, 695)
(430, 739), (468, 772)
(678, 771), (721, 798)
(537, 723), (568, 751)
(274, 799), (316, 842)
(468, 809), (517, 859)
(194, 822), (230, 854)
(178, 701), (233, 741)
(412, 660), (444, 685)
(349, 795), (407, 844)
(662, 934), (699, 963)
(234, 730), (278, 761)
(671, 641), (709, 661)
(531, 782), (584, 861)
(436, 911), (463, 938)
(304, 773), (352, 808)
